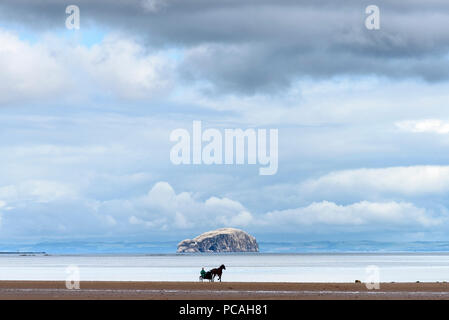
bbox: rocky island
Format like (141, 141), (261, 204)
(177, 228), (259, 253)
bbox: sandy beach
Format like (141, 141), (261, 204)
(0, 281), (448, 299)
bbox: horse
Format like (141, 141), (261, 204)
(199, 271), (213, 282)
(210, 264), (226, 282)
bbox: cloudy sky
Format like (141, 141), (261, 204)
(1, 0), (449, 246)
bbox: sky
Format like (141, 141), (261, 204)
(1, 0), (449, 247)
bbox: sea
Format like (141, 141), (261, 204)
(1, 253), (449, 282)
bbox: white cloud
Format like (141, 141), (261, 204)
(261, 200), (440, 229)
(0, 30), (70, 104)
(145, 181), (177, 207)
(205, 197), (253, 226)
(104, 182), (441, 233)
(396, 119), (449, 134)
(118, 181), (253, 230)
(301, 166), (449, 196)
(75, 35), (174, 100)
(0, 180), (444, 240)
(0, 29), (175, 105)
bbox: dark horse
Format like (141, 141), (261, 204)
(210, 264), (226, 282)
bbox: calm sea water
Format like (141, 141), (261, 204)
(0, 253), (449, 282)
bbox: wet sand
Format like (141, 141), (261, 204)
(0, 281), (449, 299)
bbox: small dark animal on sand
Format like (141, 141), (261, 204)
(210, 264), (226, 282)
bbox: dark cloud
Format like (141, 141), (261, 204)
(2, 0), (449, 94)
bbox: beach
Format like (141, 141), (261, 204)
(0, 281), (449, 300)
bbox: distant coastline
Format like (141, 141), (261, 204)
(0, 252), (47, 255)
(3, 240), (449, 254)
